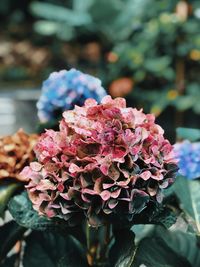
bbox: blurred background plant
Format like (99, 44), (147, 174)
(0, 0), (200, 140)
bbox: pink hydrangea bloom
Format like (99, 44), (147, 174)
(21, 96), (178, 227)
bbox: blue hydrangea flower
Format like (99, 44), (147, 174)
(37, 69), (107, 123)
(174, 140), (200, 179)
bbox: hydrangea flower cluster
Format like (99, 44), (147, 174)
(37, 69), (107, 123)
(174, 140), (200, 179)
(21, 96), (178, 226)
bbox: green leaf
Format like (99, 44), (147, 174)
(176, 96), (195, 111)
(111, 202), (177, 230)
(30, 1), (91, 26)
(73, 0), (93, 12)
(110, 229), (136, 267)
(148, 205), (177, 228)
(1, 254), (19, 267)
(58, 254), (88, 267)
(0, 221), (26, 263)
(132, 203), (177, 228)
(176, 127), (200, 141)
(23, 231), (88, 267)
(8, 191), (86, 244)
(174, 177), (200, 233)
(133, 235), (191, 267)
(0, 181), (21, 216)
(33, 20), (60, 36)
(8, 191), (58, 231)
(144, 56), (171, 73)
(154, 226), (200, 267)
(33, 20), (75, 41)
(110, 227), (191, 267)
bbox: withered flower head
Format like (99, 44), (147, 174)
(0, 129), (38, 182)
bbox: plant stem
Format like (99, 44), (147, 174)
(85, 223), (112, 266)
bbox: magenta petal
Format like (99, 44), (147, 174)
(100, 164), (109, 175)
(57, 183), (64, 192)
(112, 146), (126, 159)
(45, 208), (56, 218)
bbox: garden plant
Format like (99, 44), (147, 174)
(0, 69), (200, 267)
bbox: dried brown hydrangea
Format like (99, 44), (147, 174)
(0, 129), (38, 181)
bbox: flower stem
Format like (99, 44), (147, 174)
(85, 223), (112, 266)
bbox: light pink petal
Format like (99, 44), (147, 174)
(84, 98), (98, 107)
(103, 183), (115, 189)
(69, 163), (81, 173)
(82, 188), (97, 195)
(30, 162), (42, 172)
(20, 166), (33, 180)
(100, 190), (111, 201)
(111, 188), (121, 198)
(140, 171), (151, 180)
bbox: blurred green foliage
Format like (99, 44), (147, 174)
(107, 0), (200, 115)
(29, 0), (200, 133)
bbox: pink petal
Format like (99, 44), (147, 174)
(112, 146), (126, 159)
(60, 193), (71, 200)
(103, 183), (115, 189)
(30, 162), (42, 172)
(69, 163), (81, 173)
(57, 183), (64, 192)
(84, 98), (98, 107)
(140, 171), (151, 180)
(117, 179), (130, 187)
(100, 190), (111, 201)
(111, 188), (121, 198)
(100, 164), (109, 175)
(20, 166), (33, 180)
(82, 188), (97, 195)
